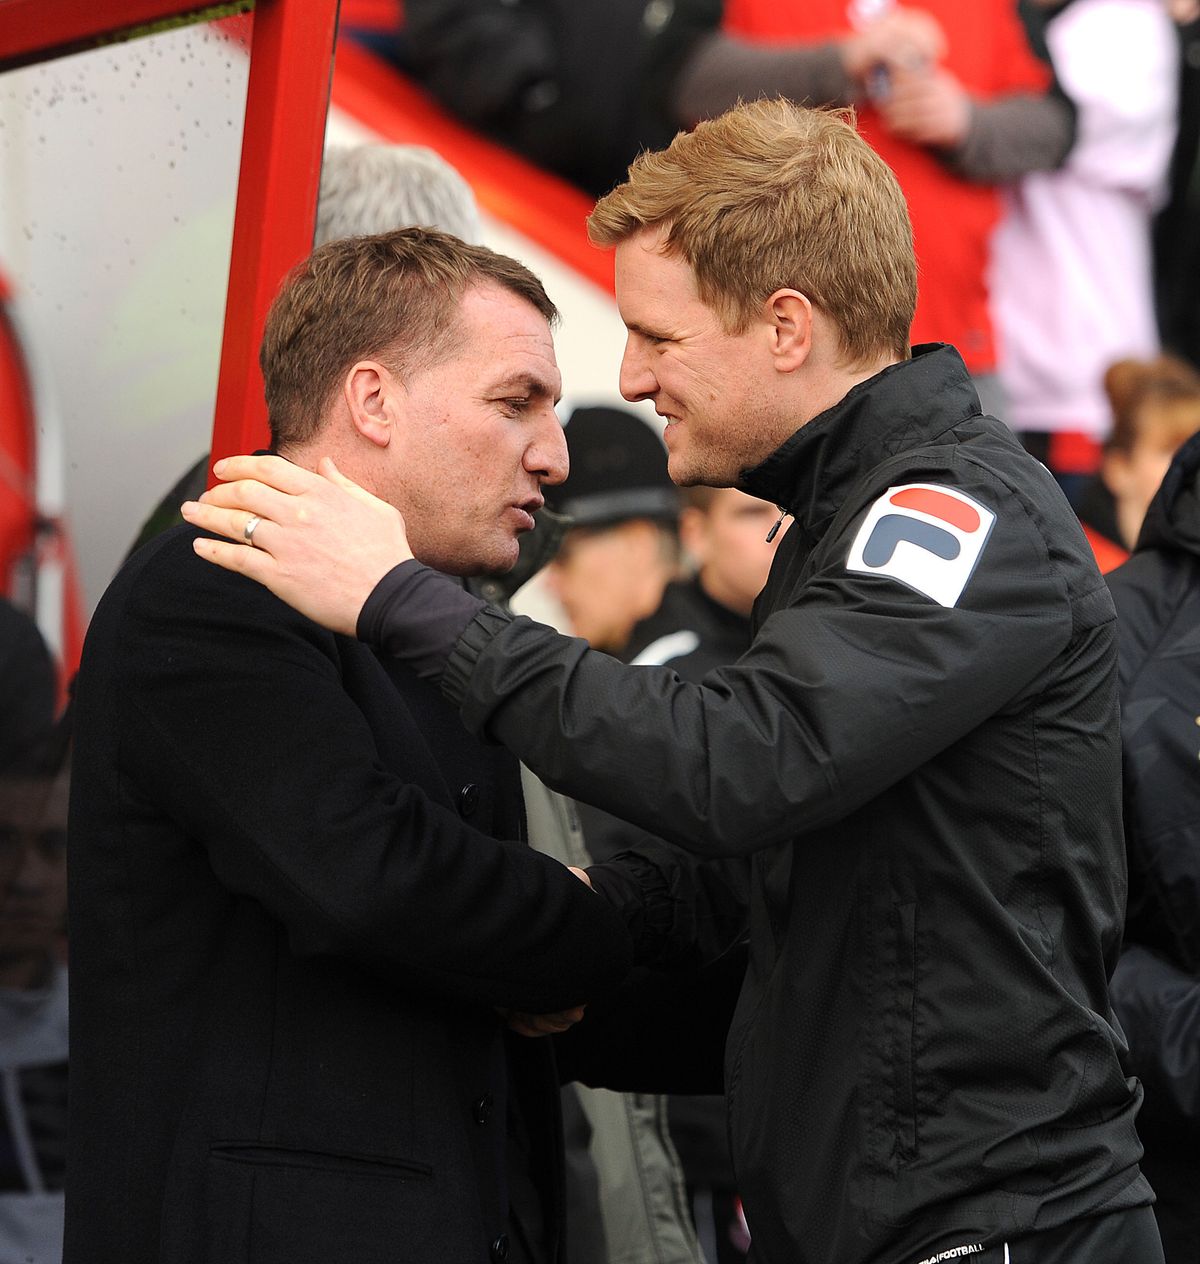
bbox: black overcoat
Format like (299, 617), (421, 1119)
(65, 526), (633, 1264)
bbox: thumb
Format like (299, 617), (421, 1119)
(317, 455), (378, 506)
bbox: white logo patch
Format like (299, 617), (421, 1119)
(846, 483), (996, 608)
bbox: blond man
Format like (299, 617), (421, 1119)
(187, 102), (1160, 1263)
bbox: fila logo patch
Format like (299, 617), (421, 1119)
(846, 483), (996, 608)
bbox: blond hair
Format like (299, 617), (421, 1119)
(261, 227), (557, 447)
(588, 100), (916, 365)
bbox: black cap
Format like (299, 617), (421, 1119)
(546, 406), (679, 528)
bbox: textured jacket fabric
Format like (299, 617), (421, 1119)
(65, 526), (634, 1264)
(436, 345), (1151, 1264)
(1106, 431), (1200, 1264)
(597, 579), (752, 1219)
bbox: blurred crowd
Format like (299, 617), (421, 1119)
(4, 3), (1200, 1262)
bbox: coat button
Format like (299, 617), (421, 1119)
(458, 783), (480, 816)
(490, 1236), (509, 1261)
(473, 1092), (493, 1125)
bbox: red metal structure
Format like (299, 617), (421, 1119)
(0, 0), (339, 671)
(0, 0), (338, 468)
(210, 1), (340, 467)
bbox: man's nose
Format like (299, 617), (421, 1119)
(619, 338), (656, 403)
(528, 408), (569, 486)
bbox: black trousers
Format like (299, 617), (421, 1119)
(960, 1207), (1164, 1264)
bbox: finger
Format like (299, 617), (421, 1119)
(504, 1008), (584, 1036)
(191, 479), (297, 524)
(506, 1017), (548, 1038)
(210, 453), (318, 496)
(192, 534), (276, 581)
(181, 500), (274, 550)
(317, 456), (396, 511)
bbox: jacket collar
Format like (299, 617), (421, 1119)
(740, 344), (981, 533)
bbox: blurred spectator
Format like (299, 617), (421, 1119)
(992, 0), (1179, 497)
(0, 598), (55, 773)
(0, 715), (70, 1264)
(625, 488), (780, 672)
(1106, 428), (1200, 1264)
(129, 142), (485, 549)
(401, 0), (720, 197)
(1075, 354), (1200, 570)
(676, 0), (1070, 415)
(1154, 5), (1200, 369)
(315, 142), (482, 247)
(543, 407), (681, 654)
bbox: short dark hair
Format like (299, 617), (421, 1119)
(260, 227), (558, 447)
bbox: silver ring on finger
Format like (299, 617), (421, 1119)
(243, 515), (261, 546)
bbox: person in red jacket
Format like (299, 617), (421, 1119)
(685, 1), (1065, 415)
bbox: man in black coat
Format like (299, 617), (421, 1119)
(66, 229), (634, 1264)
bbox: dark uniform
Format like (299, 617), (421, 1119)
(378, 344), (1155, 1263)
(1107, 431), (1200, 1264)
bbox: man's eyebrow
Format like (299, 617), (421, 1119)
(492, 373), (561, 403)
(624, 320), (668, 341)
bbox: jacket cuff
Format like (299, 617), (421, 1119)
(587, 853), (676, 965)
(442, 605), (514, 709)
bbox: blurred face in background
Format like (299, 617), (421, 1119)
(1103, 400), (1200, 549)
(682, 489), (784, 617)
(0, 769), (68, 990)
(544, 518), (678, 652)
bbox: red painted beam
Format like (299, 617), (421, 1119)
(0, 0), (250, 69)
(209, 0), (340, 473)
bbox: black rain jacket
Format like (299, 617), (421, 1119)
(435, 345), (1152, 1264)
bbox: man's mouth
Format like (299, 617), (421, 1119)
(508, 497), (542, 532)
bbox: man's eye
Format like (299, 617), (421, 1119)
(500, 398), (530, 414)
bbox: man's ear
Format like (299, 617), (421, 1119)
(764, 289), (813, 373)
(679, 505), (711, 568)
(343, 360), (398, 449)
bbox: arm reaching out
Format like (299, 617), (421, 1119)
(181, 454), (412, 635)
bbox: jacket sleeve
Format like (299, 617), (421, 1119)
(442, 477), (1079, 857)
(1109, 945), (1200, 1139)
(115, 537), (633, 1014)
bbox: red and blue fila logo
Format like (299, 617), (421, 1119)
(846, 483), (996, 608)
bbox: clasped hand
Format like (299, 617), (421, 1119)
(181, 454), (412, 635)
